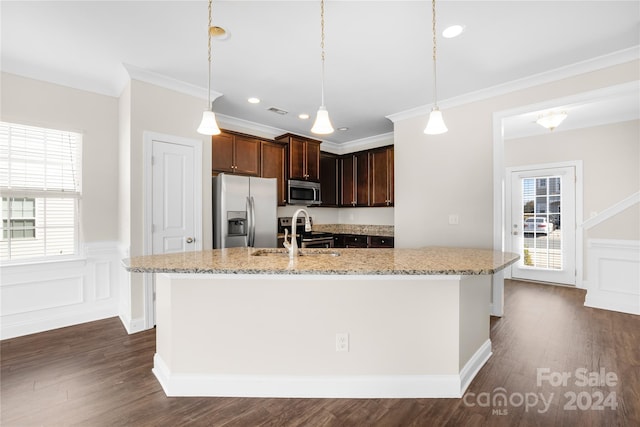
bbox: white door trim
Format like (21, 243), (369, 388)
(505, 161), (583, 286)
(143, 131), (203, 328)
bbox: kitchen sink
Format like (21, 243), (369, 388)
(251, 248), (341, 257)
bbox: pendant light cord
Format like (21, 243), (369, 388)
(431, 0), (438, 108)
(207, 0), (212, 109)
(320, 0), (326, 108)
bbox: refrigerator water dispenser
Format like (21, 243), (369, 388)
(227, 211), (247, 236)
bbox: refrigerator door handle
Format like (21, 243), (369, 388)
(247, 196), (256, 247)
(246, 196), (252, 247)
(251, 196), (257, 247)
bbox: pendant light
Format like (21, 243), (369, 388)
(424, 0), (448, 135)
(311, 0), (334, 135)
(197, 0), (223, 136)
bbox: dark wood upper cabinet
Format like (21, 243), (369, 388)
(260, 140), (287, 206)
(337, 146), (393, 207)
(340, 154), (356, 207)
(369, 146), (394, 206)
(319, 152), (339, 207)
(339, 152), (369, 207)
(355, 151), (370, 207)
(211, 132), (235, 174)
(211, 130), (260, 176)
(275, 133), (321, 181)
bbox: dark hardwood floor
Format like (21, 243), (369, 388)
(2, 280), (639, 426)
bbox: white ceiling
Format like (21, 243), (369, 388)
(2, 1), (639, 144)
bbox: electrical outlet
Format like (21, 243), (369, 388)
(335, 333), (349, 352)
(448, 214), (460, 225)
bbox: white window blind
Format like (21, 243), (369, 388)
(0, 122), (82, 261)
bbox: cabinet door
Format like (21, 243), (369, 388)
(368, 236), (394, 248)
(320, 152), (339, 206)
(211, 132), (235, 173)
(306, 142), (321, 181)
(370, 147), (391, 206)
(387, 147), (394, 206)
(340, 155), (355, 206)
(261, 141), (287, 206)
(344, 234), (368, 248)
(355, 152), (369, 206)
(234, 135), (260, 176)
(288, 138), (306, 180)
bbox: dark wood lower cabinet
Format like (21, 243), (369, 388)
(333, 234), (394, 248)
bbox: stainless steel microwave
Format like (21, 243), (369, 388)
(287, 179), (322, 205)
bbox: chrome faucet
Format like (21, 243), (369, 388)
(283, 208), (311, 259)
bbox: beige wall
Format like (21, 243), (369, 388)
(394, 60), (639, 249)
(0, 72), (120, 243)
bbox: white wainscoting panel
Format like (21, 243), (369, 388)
(0, 241), (121, 339)
(584, 239), (640, 315)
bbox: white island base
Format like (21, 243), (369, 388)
(153, 273), (493, 399)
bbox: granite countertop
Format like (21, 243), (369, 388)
(124, 247), (518, 276)
(312, 224), (394, 237)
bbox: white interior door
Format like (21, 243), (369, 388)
(510, 166), (576, 285)
(144, 133), (202, 328)
(152, 141), (199, 254)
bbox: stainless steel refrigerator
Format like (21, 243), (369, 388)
(213, 174), (277, 249)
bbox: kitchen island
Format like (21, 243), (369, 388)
(125, 247), (518, 398)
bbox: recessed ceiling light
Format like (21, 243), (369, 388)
(442, 25), (464, 39)
(337, 127), (349, 131)
(247, 97), (260, 104)
(298, 113), (310, 120)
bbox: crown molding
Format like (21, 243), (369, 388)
(387, 46), (640, 123)
(328, 132), (395, 155)
(122, 63), (222, 102)
(216, 114), (288, 140)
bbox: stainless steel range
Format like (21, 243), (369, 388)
(278, 217), (334, 248)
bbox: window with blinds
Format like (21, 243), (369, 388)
(0, 122), (82, 261)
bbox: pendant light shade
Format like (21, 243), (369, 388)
(197, 108), (221, 135)
(424, 107), (448, 135)
(423, 0), (448, 135)
(197, 0), (222, 136)
(311, 106), (334, 134)
(311, 0), (334, 135)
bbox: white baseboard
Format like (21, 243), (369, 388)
(152, 339), (492, 399)
(1, 305), (118, 340)
(119, 314), (146, 334)
(459, 339), (493, 394)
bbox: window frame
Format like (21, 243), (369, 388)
(0, 122), (83, 264)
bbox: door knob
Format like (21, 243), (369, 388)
(186, 237), (194, 244)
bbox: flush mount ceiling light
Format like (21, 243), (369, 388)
(424, 0), (448, 135)
(298, 113), (310, 120)
(247, 97), (261, 104)
(197, 0), (224, 135)
(311, 0), (334, 135)
(536, 111), (568, 131)
(442, 24), (464, 38)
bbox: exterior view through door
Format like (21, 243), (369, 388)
(510, 166), (576, 285)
